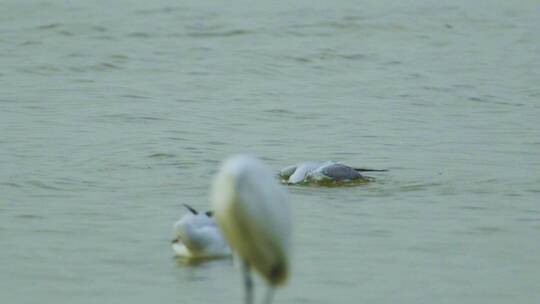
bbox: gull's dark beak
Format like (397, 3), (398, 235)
(171, 237), (180, 244)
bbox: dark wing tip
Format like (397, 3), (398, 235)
(183, 204), (198, 214)
(353, 168), (388, 172)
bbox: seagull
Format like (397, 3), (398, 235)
(171, 204), (231, 259)
(279, 160), (387, 185)
(211, 155), (291, 304)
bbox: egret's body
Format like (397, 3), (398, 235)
(212, 155), (291, 304)
(279, 160), (385, 184)
(172, 205), (231, 259)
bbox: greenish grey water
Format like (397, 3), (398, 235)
(1, 0), (539, 303)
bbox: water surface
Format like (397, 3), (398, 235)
(1, 0), (539, 303)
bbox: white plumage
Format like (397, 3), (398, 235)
(211, 155), (291, 304)
(279, 160), (385, 184)
(172, 204), (231, 259)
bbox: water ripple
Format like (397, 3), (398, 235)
(134, 6), (183, 15)
(186, 29), (253, 38)
(27, 180), (62, 191)
(69, 62), (121, 72)
(1, 182), (22, 188)
(15, 214), (45, 220)
(262, 108), (296, 115)
(35, 23), (62, 30)
(472, 226), (506, 235)
(148, 153), (176, 159)
(120, 94), (149, 100)
(467, 96), (525, 107)
(282, 52), (368, 64)
(127, 32), (153, 39)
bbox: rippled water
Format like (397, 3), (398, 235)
(2, 0), (540, 303)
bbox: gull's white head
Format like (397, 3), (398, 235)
(287, 161), (323, 184)
(172, 204), (230, 259)
(173, 207), (212, 243)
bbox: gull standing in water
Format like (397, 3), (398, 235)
(172, 204), (231, 259)
(279, 160), (386, 185)
(212, 155), (291, 304)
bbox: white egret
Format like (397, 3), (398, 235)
(211, 155), (291, 304)
(172, 204), (231, 259)
(279, 160), (386, 185)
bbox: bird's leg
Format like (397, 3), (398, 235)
(263, 287), (275, 304)
(242, 261), (254, 304)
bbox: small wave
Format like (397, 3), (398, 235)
(290, 21), (362, 30)
(110, 54), (129, 61)
(35, 23), (62, 30)
(399, 182), (442, 192)
(99, 113), (165, 124)
(467, 96), (525, 107)
(148, 153), (176, 159)
(473, 226), (506, 235)
(69, 62), (121, 72)
(27, 180), (62, 191)
(120, 94), (149, 100)
(18, 40), (42, 46)
(127, 32), (152, 38)
(0, 182), (22, 188)
(175, 98), (197, 103)
(454, 205), (489, 211)
(515, 217), (540, 223)
(15, 214), (45, 220)
(134, 6), (182, 15)
(93, 35), (116, 40)
(282, 52), (367, 64)
(205, 141), (225, 146)
(18, 65), (61, 75)
(135, 116), (161, 121)
(91, 26), (107, 32)
(58, 30), (74, 36)
(186, 29), (253, 38)
(262, 108), (296, 115)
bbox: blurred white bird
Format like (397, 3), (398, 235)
(279, 160), (386, 185)
(172, 204), (231, 259)
(212, 155), (291, 304)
